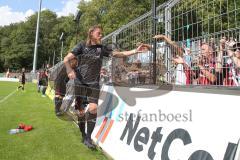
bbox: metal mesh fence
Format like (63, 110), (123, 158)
(102, 3), (168, 86)
(102, 0), (240, 88)
(167, 0), (240, 86)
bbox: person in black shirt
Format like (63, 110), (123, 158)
(61, 25), (144, 149)
(18, 68), (26, 91)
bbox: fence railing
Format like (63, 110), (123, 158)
(101, 0), (240, 88)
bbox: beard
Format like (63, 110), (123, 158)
(92, 38), (101, 45)
(96, 39), (102, 44)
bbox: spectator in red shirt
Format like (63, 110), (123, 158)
(195, 43), (218, 85)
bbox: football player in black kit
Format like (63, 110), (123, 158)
(62, 25), (145, 149)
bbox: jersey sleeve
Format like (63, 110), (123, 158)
(71, 43), (84, 57)
(102, 44), (113, 57)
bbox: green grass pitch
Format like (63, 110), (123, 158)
(0, 82), (108, 160)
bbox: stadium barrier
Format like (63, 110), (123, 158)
(92, 84), (240, 160)
(0, 78), (19, 82)
(45, 78), (240, 160)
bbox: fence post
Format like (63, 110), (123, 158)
(111, 34), (117, 83)
(152, 0), (157, 84)
(165, 6), (172, 83)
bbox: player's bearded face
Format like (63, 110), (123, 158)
(92, 28), (102, 44)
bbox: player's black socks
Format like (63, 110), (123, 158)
(54, 97), (62, 116)
(78, 115), (86, 142)
(86, 112), (97, 139)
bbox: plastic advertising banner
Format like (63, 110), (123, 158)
(0, 78), (19, 82)
(92, 85), (240, 160)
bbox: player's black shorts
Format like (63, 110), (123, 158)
(66, 79), (100, 105)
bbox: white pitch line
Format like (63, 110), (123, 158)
(0, 89), (17, 104)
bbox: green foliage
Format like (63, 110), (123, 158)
(0, 10), (78, 72)
(171, 0), (240, 41)
(78, 0), (167, 36)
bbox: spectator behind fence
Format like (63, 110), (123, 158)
(201, 40), (223, 84)
(152, 35), (228, 86)
(126, 63), (140, 86)
(222, 41), (240, 86)
(37, 71), (41, 92)
(39, 69), (48, 97)
(137, 35), (186, 85)
(100, 67), (109, 83)
(152, 35), (189, 85)
(174, 42), (221, 85)
(174, 46), (192, 85)
(232, 43), (240, 85)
